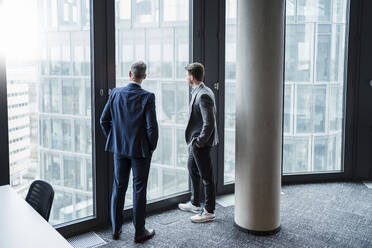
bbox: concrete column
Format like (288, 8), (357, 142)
(234, 0), (284, 234)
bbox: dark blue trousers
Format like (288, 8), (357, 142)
(111, 153), (151, 237)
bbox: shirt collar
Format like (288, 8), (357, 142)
(129, 81), (142, 88)
(191, 82), (204, 95)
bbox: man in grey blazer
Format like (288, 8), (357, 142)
(178, 62), (219, 223)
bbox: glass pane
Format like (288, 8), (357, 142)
(2, 0), (94, 225)
(297, 0), (332, 22)
(284, 0), (348, 174)
(224, 0), (237, 184)
(224, 0), (349, 181)
(285, 24), (312, 82)
(283, 137), (310, 173)
(115, 0), (190, 207)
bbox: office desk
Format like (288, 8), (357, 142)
(0, 185), (72, 248)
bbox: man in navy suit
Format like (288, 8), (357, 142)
(100, 61), (158, 243)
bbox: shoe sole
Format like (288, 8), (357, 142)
(178, 205), (202, 213)
(191, 217), (216, 223)
(134, 233), (155, 243)
(134, 235), (154, 243)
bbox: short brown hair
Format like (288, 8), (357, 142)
(185, 62), (205, 81)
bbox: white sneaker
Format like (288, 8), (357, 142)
(178, 201), (202, 213)
(190, 208), (215, 223)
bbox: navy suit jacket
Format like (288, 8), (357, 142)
(100, 83), (159, 158)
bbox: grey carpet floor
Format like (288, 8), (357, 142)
(95, 182), (372, 248)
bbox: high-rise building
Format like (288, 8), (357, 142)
(7, 63), (35, 196)
(224, 0), (348, 181)
(283, 0), (347, 174)
(37, 0), (93, 225)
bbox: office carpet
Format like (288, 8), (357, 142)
(94, 182), (372, 248)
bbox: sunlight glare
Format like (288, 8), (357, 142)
(0, 0), (40, 62)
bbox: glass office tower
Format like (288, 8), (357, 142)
(7, 66), (34, 195)
(225, 0), (348, 182)
(283, 0), (347, 174)
(6, 0), (94, 225)
(37, 0), (93, 225)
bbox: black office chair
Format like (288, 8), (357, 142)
(25, 180), (54, 221)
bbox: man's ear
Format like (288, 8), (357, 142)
(143, 74), (147, 80)
(129, 71), (132, 79)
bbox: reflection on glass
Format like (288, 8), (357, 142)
(285, 24), (312, 82)
(284, 85), (293, 134)
(297, 0), (331, 22)
(134, 0), (159, 25)
(284, 0), (347, 174)
(176, 129), (188, 168)
(224, 0), (237, 184)
(224, 0), (348, 180)
(283, 137), (309, 173)
(224, 130), (235, 183)
(115, 0), (189, 207)
(3, 0), (94, 225)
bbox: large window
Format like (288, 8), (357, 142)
(1, 0), (94, 225)
(284, 0), (347, 174)
(224, 0), (348, 181)
(115, 0), (190, 207)
(224, 0), (237, 183)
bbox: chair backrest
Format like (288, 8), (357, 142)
(25, 180), (54, 221)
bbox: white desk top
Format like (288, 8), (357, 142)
(0, 185), (72, 248)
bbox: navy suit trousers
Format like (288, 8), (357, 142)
(111, 153), (151, 237)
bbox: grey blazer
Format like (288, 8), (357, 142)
(185, 83), (219, 148)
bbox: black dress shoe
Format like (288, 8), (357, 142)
(134, 229), (155, 243)
(112, 229), (122, 240)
